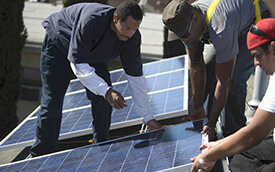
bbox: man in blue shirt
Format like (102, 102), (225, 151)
(30, 0), (162, 157)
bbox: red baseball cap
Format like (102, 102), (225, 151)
(247, 18), (275, 50)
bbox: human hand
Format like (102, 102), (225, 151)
(201, 125), (216, 141)
(105, 88), (127, 109)
(199, 141), (217, 151)
(146, 119), (164, 141)
(146, 119), (163, 131)
(190, 154), (216, 172)
(183, 106), (206, 121)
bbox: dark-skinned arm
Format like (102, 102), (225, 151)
(202, 58), (236, 140)
(185, 43), (207, 121)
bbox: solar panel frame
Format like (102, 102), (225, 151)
(0, 119), (208, 172)
(0, 56), (189, 152)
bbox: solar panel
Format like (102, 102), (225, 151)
(0, 56), (189, 151)
(0, 119), (208, 172)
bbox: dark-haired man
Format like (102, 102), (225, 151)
(162, 0), (270, 140)
(30, 0), (162, 157)
(190, 17), (275, 172)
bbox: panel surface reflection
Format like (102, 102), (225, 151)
(0, 119), (207, 172)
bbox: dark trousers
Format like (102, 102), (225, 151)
(230, 136), (275, 172)
(85, 63), (112, 143)
(30, 34), (112, 156)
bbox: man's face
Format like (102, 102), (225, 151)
(180, 13), (204, 44)
(250, 44), (275, 75)
(113, 14), (141, 41)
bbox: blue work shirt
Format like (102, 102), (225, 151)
(42, 2), (143, 76)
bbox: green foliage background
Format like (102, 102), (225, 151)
(0, 0), (27, 140)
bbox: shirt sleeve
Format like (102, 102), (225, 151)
(70, 62), (110, 97)
(126, 74), (155, 123)
(209, 15), (239, 63)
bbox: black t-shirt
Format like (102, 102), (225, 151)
(42, 3), (142, 76)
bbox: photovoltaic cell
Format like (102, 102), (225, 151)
(0, 56), (188, 151)
(0, 119), (208, 172)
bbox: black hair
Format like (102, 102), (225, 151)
(114, 0), (143, 22)
(260, 39), (275, 54)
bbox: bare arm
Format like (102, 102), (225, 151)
(186, 43), (207, 121)
(202, 58), (235, 138)
(190, 108), (275, 172)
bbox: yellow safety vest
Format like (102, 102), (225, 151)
(205, 0), (261, 26)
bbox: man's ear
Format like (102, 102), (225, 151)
(113, 14), (119, 24)
(271, 41), (275, 52)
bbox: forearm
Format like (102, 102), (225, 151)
(207, 81), (228, 127)
(207, 59), (235, 128)
(188, 45), (206, 109)
(190, 63), (206, 108)
(203, 125), (265, 162)
(199, 88), (275, 165)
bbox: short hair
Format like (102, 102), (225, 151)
(260, 40), (275, 54)
(114, 0), (143, 22)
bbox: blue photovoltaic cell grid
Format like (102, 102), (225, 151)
(65, 56), (185, 94)
(0, 119), (206, 172)
(65, 80), (85, 93)
(63, 69), (185, 109)
(1, 87), (185, 146)
(0, 56), (188, 150)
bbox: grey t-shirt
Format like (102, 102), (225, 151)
(191, 0), (268, 63)
(42, 3), (143, 76)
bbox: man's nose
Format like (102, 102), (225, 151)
(254, 57), (260, 66)
(126, 30), (135, 37)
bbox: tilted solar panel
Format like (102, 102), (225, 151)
(0, 56), (188, 152)
(0, 119), (208, 172)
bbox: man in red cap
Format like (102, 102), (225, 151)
(189, 18), (275, 172)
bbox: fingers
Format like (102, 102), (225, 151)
(106, 88), (127, 109)
(190, 157), (216, 172)
(198, 158), (216, 171)
(201, 125), (210, 134)
(182, 111), (200, 121)
(112, 95), (127, 109)
(199, 144), (208, 150)
(201, 125), (216, 141)
(183, 107), (205, 121)
(190, 155), (197, 162)
(182, 113), (195, 121)
(147, 119), (163, 131)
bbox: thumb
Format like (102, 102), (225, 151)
(190, 155), (198, 162)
